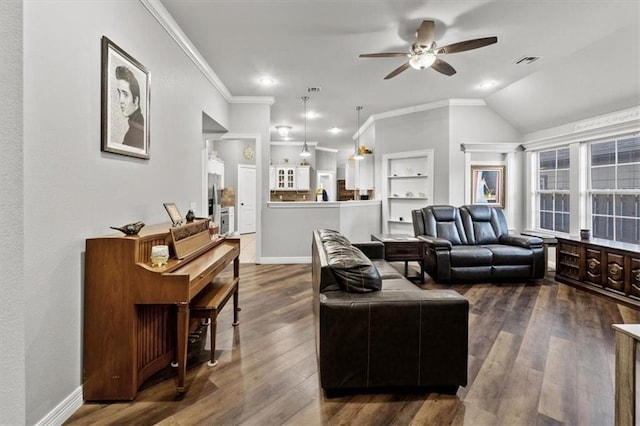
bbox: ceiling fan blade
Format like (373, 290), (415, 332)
(431, 58), (456, 76)
(384, 62), (411, 80)
(359, 53), (408, 58)
(436, 36), (497, 54)
(416, 20), (435, 47)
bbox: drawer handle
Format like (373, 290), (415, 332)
(588, 260), (597, 269)
(609, 266), (620, 275)
(634, 271), (640, 282)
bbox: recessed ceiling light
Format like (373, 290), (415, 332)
(259, 77), (275, 86)
(329, 127), (341, 134)
(478, 80), (497, 90)
(275, 125), (292, 137)
(305, 111), (319, 119)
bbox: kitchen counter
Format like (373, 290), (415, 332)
(267, 200), (381, 208)
(261, 200), (382, 263)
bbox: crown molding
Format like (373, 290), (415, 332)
(460, 142), (522, 153)
(522, 106), (640, 151)
(140, 0), (273, 106)
(230, 96), (275, 105)
(353, 98), (487, 139)
(315, 146), (339, 153)
(270, 141), (318, 146)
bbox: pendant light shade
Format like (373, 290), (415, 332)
(300, 96), (311, 157)
(354, 106), (364, 160)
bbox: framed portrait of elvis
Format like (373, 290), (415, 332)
(101, 36), (150, 159)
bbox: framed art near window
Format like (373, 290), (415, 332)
(471, 165), (505, 208)
(101, 36), (150, 159)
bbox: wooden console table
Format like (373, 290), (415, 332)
(555, 236), (640, 308)
(612, 324), (640, 426)
(371, 234), (424, 282)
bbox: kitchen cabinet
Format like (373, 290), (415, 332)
(270, 166), (310, 191)
(295, 166), (310, 191)
(381, 150), (434, 234)
(556, 236), (640, 307)
(345, 154), (373, 190)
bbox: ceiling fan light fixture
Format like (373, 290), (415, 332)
(409, 52), (436, 70)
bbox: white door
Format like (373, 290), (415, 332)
(317, 170), (336, 201)
(238, 165), (256, 234)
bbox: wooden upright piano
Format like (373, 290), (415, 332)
(83, 219), (240, 400)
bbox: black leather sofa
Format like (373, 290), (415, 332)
(412, 205), (545, 283)
(311, 229), (469, 394)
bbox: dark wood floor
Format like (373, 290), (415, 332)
(66, 262), (639, 425)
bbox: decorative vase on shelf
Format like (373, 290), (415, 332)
(316, 185), (328, 202)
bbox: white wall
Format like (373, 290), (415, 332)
(0, 1), (26, 424)
(374, 107), (450, 203)
(449, 105), (524, 229)
(21, 1), (232, 423)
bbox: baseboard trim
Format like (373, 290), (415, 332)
(36, 385), (83, 426)
(258, 256), (311, 264)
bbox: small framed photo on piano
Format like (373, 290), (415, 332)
(163, 203), (183, 226)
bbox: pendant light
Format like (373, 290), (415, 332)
(300, 96), (311, 157)
(354, 106), (364, 160)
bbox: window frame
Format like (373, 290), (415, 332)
(587, 135), (640, 243)
(534, 147), (571, 234)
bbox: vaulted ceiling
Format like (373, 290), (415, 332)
(161, 0), (640, 149)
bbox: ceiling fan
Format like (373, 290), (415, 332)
(359, 20), (497, 80)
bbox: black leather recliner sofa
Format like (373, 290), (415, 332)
(311, 229), (469, 394)
(412, 205), (545, 283)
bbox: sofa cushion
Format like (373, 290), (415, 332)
(328, 245), (382, 293)
(483, 244), (533, 266)
(318, 229), (352, 246)
(449, 245), (493, 267)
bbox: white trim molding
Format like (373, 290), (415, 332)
(522, 106), (640, 151)
(140, 0), (273, 106)
(36, 386), (83, 426)
(460, 142), (522, 153)
(354, 98), (487, 140)
(270, 141), (318, 146)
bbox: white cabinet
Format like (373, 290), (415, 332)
(271, 166), (310, 191)
(345, 153), (374, 190)
(295, 166), (310, 191)
(269, 166), (276, 190)
(382, 150), (434, 234)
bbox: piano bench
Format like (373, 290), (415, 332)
(190, 276), (240, 367)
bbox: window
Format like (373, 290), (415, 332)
(537, 148), (570, 233)
(590, 136), (640, 244)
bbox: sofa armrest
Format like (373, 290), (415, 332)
(353, 241), (385, 259)
(499, 234), (543, 249)
(418, 235), (453, 250)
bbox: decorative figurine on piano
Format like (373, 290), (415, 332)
(110, 221), (145, 235)
(185, 209), (196, 222)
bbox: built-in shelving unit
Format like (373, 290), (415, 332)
(382, 149), (434, 234)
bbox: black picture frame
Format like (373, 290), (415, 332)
(101, 36), (150, 159)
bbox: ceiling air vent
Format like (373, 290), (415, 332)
(515, 56), (541, 65)
(307, 87), (321, 93)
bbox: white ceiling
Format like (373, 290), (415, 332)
(160, 0), (640, 149)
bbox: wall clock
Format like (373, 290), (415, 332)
(243, 145), (255, 160)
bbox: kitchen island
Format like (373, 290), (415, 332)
(261, 200), (382, 263)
